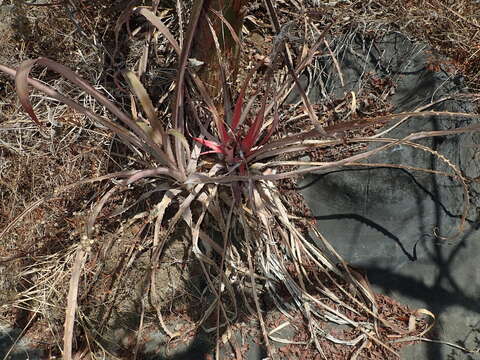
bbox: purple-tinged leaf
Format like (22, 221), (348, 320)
(125, 167), (174, 184)
(136, 8), (181, 56)
(15, 59), (45, 129)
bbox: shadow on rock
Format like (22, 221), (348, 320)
(299, 31), (480, 360)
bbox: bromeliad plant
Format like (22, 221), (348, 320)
(192, 69), (278, 174)
(0, 3), (233, 357)
(1, 1), (479, 359)
(0, 56), (214, 359)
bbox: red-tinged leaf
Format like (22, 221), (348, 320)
(218, 118), (230, 144)
(199, 150), (222, 156)
(231, 63), (262, 131)
(256, 103), (279, 147)
(241, 96), (267, 155)
(15, 59), (44, 128)
(231, 88), (245, 132)
(192, 137), (225, 154)
(190, 74), (230, 143)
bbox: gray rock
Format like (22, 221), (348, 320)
(0, 325), (44, 360)
(299, 32), (480, 359)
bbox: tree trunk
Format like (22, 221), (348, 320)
(191, 0), (248, 98)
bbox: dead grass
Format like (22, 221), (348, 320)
(376, 0), (480, 91)
(0, 0), (479, 359)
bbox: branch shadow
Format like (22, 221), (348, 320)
(299, 164), (480, 360)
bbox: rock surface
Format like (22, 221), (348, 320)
(299, 32), (480, 359)
(0, 325), (44, 360)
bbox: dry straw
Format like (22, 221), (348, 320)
(1, 0), (479, 358)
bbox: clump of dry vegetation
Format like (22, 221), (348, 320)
(0, 1), (479, 359)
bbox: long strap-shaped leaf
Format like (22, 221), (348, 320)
(66, 184), (121, 360)
(241, 94), (267, 155)
(122, 70), (169, 148)
(12, 58), (178, 169)
(136, 8), (181, 56)
(171, 0), (206, 176)
(240, 76), (273, 155)
(231, 63), (263, 132)
(63, 248), (87, 360)
(263, 0), (328, 136)
(0, 63), (143, 151)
